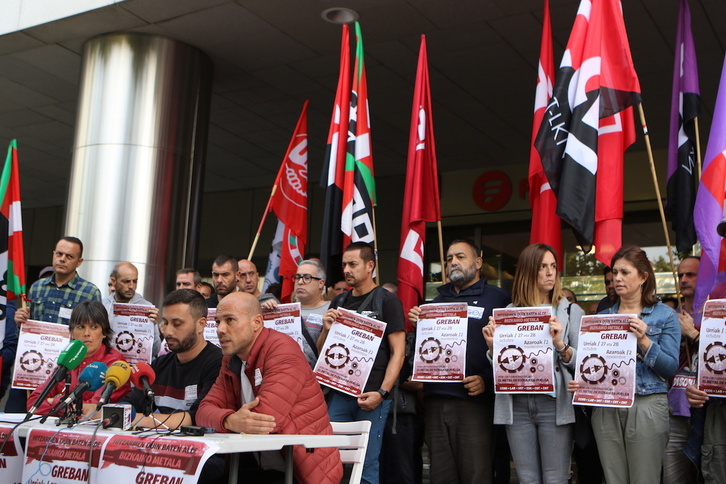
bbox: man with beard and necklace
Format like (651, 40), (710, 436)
(322, 242), (406, 484)
(125, 289), (222, 430)
(408, 239), (510, 484)
(103, 262), (161, 355)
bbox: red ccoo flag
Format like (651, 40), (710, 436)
(398, 35), (441, 331)
(320, 24), (351, 283)
(270, 102), (309, 302)
(0, 139), (25, 301)
(528, 0), (562, 261)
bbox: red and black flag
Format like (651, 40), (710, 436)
(341, 22), (376, 247)
(528, 0), (561, 260)
(666, 0), (700, 253)
(320, 24), (350, 282)
(535, 0), (640, 265)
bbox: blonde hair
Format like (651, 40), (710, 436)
(511, 244), (563, 308)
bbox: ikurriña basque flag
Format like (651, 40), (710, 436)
(535, 0), (640, 266)
(0, 139), (25, 301)
(694, 55), (726, 311)
(666, 0), (700, 253)
(528, 0), (562, 261)
(397, 35), (441, 331)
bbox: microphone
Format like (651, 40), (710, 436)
(43, 362), (107, 420)
(26, 340), (88, 420)
(718, 219), (726, 237)
(101, 412), (121, 429)
(130, 362), (156, 400)
(95, 361), (131, 411)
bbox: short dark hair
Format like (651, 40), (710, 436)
(344, 242), (376, 269)
(59, 236), (84, 257)
(681, 255), (701, 263)
(176, 268), (202, 286)
(447, 239), (481, 259)
(603, 266), (612, 276)
(69, 301), (113, 347)
(200, 281), (214, 292)
(213, 255), (238, 271)
(110, 262), (136, 279)
(163, 289), (208, 321)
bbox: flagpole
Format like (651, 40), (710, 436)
(694, 117), (703, 180)
(637, 103), (680, 297)
(248, 185), (277, 260)
(436, 221), (445, 283)
(372, 207), (380, 286)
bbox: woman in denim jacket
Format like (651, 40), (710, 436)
(569, 245), (680, 484)
(483, 243), (583, 484)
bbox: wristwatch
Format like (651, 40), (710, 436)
(377, 388), (390, 399)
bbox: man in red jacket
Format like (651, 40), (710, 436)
(196, 292), (342, 484)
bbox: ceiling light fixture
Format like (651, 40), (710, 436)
(321, 7), (359, 24)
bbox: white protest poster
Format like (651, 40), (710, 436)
(12, 320), (69, 390)
(262, 302), (305, 352)
(698, 299), (726, 397)
(493, 307), (554, 393)
(412, 302), (468, 382)
(22, 428), (110, 484)
(314, 308), (387, 396)
(574, 314), (637, 408)
(110, 303), (155, 365)
(204, 308), (220, 348)
(0, 419), (24, 484)
(97, 434), (218, 484)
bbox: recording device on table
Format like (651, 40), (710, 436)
(25, 340), (88, 421)
(130, 362), (156, 416)
(39, 361), (107, 423)
(95, 361), (132, 411)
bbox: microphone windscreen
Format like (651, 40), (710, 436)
(57, 340), (88, 371)
(105, 361), (131, 387)
(78, 362), (108, 392)
(130, 362), (156, 387)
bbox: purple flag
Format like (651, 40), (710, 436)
(666, 0), (701, 252)
(694, 54), (726, 311)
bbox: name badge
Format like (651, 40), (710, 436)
(184, 384), (198, 404)
(59, 307), (73, 321)
(467, 306), (484, 319)
(254, 368), (263, 386)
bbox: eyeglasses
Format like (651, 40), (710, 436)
(291, 274), (322, 284)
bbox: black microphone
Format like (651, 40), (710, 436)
(95, 361), (131, 411)
(42, 362), (107, 422)
(26, 340), (88, 420)
(717, 219), (726, 237)
(101, 413), (121, 429)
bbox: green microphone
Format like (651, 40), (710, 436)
(25, 339), (88, 420)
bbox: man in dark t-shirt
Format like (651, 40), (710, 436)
(322, 242), (405, 484)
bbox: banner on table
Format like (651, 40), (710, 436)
(493, 307), (554, 393)
(573, 314), (637, 407)
(412, 302), (467, 382)
(262, 302), (305, 352)
(0, 420), (24, 484)
(12, 320), (69, 390)
(698, 299), (726, 397)
(314, 308), (386, 396)
(110, 303), (156, 365)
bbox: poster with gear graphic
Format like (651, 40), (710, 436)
(493, 307), (554, 393)
(698, 299), (726, 397)
(573, 314), (636, 407)
(411, 302), (468, 382)
(12, 320), (70, 390)
(110, 303), (156, 366)
(313, 308), (387, 396)
(262, 302), (305, 353)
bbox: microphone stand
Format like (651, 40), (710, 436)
(142, 391), (154, 417)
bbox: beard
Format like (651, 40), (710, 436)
(167, 329), (197, 353)
(448, 265), (476, 288)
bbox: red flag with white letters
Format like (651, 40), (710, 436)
(397, 36), (441, 331)
(271, 102), (309, 302)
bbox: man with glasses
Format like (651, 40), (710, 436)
(262, 260), (330, 368)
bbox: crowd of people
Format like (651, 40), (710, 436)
(0, 234), (722, 484)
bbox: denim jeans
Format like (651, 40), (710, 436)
(506, 394), (573, 484)
(327, 391), (392, 484)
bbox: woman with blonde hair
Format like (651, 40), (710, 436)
(483, 243), (583, 484)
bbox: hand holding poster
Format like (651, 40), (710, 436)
(412, 302), (468, 382)
(698, 299), (726, 397)
(493, 307), (554, 393)
(262, 302), (305, 352)
(314, 308), (386, 396)
(110, 303), (156, 365)
(12, 320), (70, 390)
(573, 314), (637, 407)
